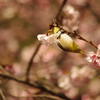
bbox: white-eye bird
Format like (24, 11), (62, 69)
(37, 20), (83, 54)
(48, 21), (83, 54)
(57, 32), (83, 53)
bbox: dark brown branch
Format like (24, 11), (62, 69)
(0, 74), (71, 100)
(55, 0), (67, 20)
(0, 80), (6, 100)
(26, 43), (41, 82)
(74, 31), (98, 49)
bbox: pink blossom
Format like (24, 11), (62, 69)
(86, 44), (100, 69)
(70, 66), (95, 87)
(37, 34), (58, 46)
(5, 65), (15, 74)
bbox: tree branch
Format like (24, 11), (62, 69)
(25, 43), (41, 81)
(0, 80), (6, 100)
(55, 0), (67, 20)
(0, 74), (71, 100)
(71, 31), (98, 49)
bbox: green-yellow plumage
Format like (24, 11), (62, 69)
(57, 33), (82, 53)
(47, 22), (83, 54)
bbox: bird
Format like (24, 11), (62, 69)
(47, 20), (83, 54)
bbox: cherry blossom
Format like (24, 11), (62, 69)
(37, 34), (59, 46)
(86, 44), (100, 69)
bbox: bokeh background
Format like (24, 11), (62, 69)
(0, 0), (100, 100)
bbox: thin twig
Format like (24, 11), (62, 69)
(67, 30), (98, 49)
(55, 0), (67, 20)
(26, 43), (41, 82)
(0, 81), (6, 100)
(73, 31), (98, 49)
(0, 89), (6, 100)
(0, 74), (71, 100)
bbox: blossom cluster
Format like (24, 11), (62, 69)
(86, 44), (100, 69)
(37, 34), (59, 46)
